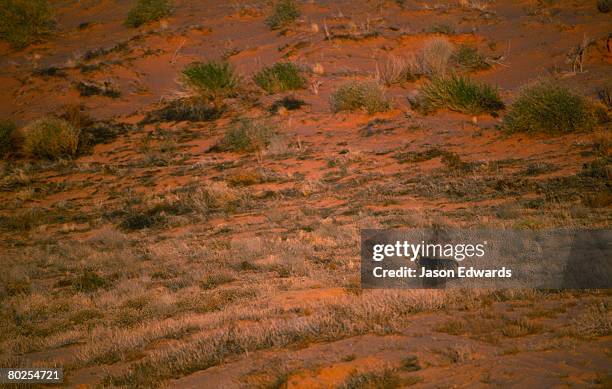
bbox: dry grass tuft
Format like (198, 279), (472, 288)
(21, 118), (81, 159)
(376, 54), (421, 86)
(421, 38), (455, 77)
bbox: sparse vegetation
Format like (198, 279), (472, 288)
(376, 54), (421, 86)
(339, 368), (402, 389)
(0, 0), (54, 48)
(416, 74), (504, 115)
(266, 0), (300, 30)
(0, 120), (17, 158)
(76, 80), (121, 98)
(253, 62), (306, 93)
(504, 80), (596, 134)
(330, 81), (392, 114)
(427, 23), (455, 35)
(125, 0), (171, 27)
(182, 61), (241, 111)
(144, 98), (222, 122)
(452, 44), (490, 72)
(401, 356), (421, 372)
(219, 118), (275, 152)
(421, 38), (455, 77)
(21, 118), (81, 159)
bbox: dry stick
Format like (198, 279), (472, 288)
(323, 18), (331, 41)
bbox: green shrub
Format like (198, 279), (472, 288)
(266, 0), (300, 30)
(417, 74), (504, 115)
(504, 81), (596, 134)
(22, 118), (80, 159)
(0, 0), (54, 48)
(330, 81), (392, 115)
(0, 121), (17, 158)
(452, 44), (490, 71)
(182, 61), (241, 111)
(220, 118), (275, 152)
(253, 62), (306, 94)
(597, 0), (611, 12)
(125, 0), (171, 27)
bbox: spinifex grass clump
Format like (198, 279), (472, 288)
(253, 62), (306, 94)
(330, 81), (392, 115)
(181, 61), (241, 111)
(22, 118), (81, 159)
(452, 44), (490, 72)
(220, 118), (275, 152)
(0, 0), (54, 48)
(125, 0), (171, 27)
(266, 0), (300, 30)
(418, 74), (504, 115)
(504, 80), (596, 134)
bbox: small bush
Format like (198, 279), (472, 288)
(0, 121), (17, 158)
(220, 118), (275, 152)
(253, 62), (306, 94)
(417, 74), (504, 115)
(452, 44), (490, 71)
(22, 118), (81, 159)
(504, 80), (596, 134)
(266, 0), (300, 30)
(421, 38), (455, 76)
(597, 0), (611, 12)
(0, 0), (54, 48)
(182, 61), (241, 110)
(125, 0), (171, 28)
(330, 81), (392, 114)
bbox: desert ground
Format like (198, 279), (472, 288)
(0, 0), (611, 387)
